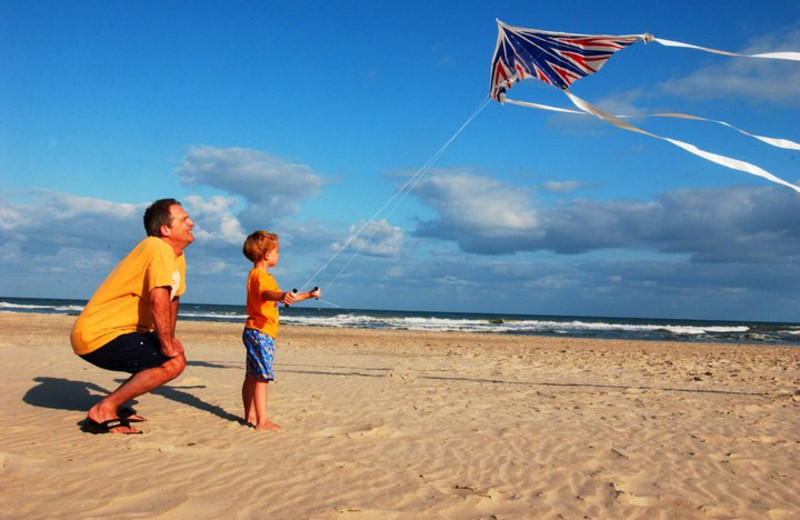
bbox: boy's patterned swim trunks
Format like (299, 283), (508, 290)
(242, 328), (275, 381)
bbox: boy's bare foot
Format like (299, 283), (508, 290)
(255, 420), (281, 432)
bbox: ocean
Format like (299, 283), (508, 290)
(2, 296), (799, 346)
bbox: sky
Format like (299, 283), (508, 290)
(2, 0), (799, 322)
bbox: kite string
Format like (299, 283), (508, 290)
(299, 96), (493, 292)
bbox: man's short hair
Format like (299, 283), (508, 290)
(143, 198), (181, 237)
(243, 231), (279, 262)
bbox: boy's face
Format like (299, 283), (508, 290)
(265, 245), (279, 267)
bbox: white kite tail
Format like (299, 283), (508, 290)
(646, 113), (800, 151)
(561, 91), (800, 194)
(643, 34), (800, 62)
(502, 98), (800, 152)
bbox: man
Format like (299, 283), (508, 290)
(71, 198), (194, 434)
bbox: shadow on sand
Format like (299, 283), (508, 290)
(23, 376), (241, 423)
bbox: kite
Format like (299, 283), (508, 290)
(489, 20), (800, 193)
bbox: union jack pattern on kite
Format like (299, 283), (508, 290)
(489, 20), (800, 194)
(490, 23), (640, 99)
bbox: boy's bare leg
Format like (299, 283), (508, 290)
(254, 380), (280, 431)
(242, 375), (257, 425)
(87, 355), (186, 434)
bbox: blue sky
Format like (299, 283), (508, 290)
(2, 0), (799, 321)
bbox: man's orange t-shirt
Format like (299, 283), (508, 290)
(70, 237), (186, 355)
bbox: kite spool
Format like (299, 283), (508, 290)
(285, 287), (319, 307)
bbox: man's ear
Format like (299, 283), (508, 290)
(159, 224), (171, 238)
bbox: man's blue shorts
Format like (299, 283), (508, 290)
(80, 331), (172, 374)
(242, 328), (275, 381)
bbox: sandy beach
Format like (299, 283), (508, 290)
(1, 312), (798, 519)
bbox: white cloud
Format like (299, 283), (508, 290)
(0, 241), (22, 262)
(177, 146), (327, 228)
(2, 174), (799, 320)
(46, 192), (141, 221)
(0, 190), (143, 250)
(659, 60), (800, 106)
(414, 173), (540, 230)
(333, 219), (405, 257)
(411, 172), (545, 254)
(543, 180), (589, 195)
(0, 205), (23, 231)
(658, 27), (800, 106)
(409, 170), (800, 261)
(46, 247), (116, 273)
(183, 195), (246, 246)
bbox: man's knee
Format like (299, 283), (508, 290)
(162, 355), (186, 380)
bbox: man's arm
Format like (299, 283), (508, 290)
(171, 297), (180, 337)
(150, 287), (184, 358)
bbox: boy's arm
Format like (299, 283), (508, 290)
(293, 287), (322, 303)
(261, 287), (321, 305)
(260, 289), (295, 305)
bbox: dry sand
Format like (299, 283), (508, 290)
(1, 313), (798, 520)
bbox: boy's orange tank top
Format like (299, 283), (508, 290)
(245, 268), (281, 338)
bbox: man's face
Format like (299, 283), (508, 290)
(164, 204), (195, 250)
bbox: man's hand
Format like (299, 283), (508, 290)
(161, 337), (185, 358)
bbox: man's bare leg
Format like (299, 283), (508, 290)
(87, 355), (186, 434)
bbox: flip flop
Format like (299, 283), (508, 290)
(119, 407), (146, 423)
(81, 417), (142, 435)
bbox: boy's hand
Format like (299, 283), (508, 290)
(310, 287), (322, 300)
(283, 290), (298, 305)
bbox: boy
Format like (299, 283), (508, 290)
(241, 230), (320, 431)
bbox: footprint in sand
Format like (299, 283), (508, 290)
(609, 477), (663, 507)
(346, 424), (393, 439)
(187, 439), (232, 449)
(313, 423), (394, 439)
(176, 376), (205, 387)
(450, 484), (508, 500)
(126, 441), (179, 453)
(386, 370), (417, 383)
(335, 507), (401, 519)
